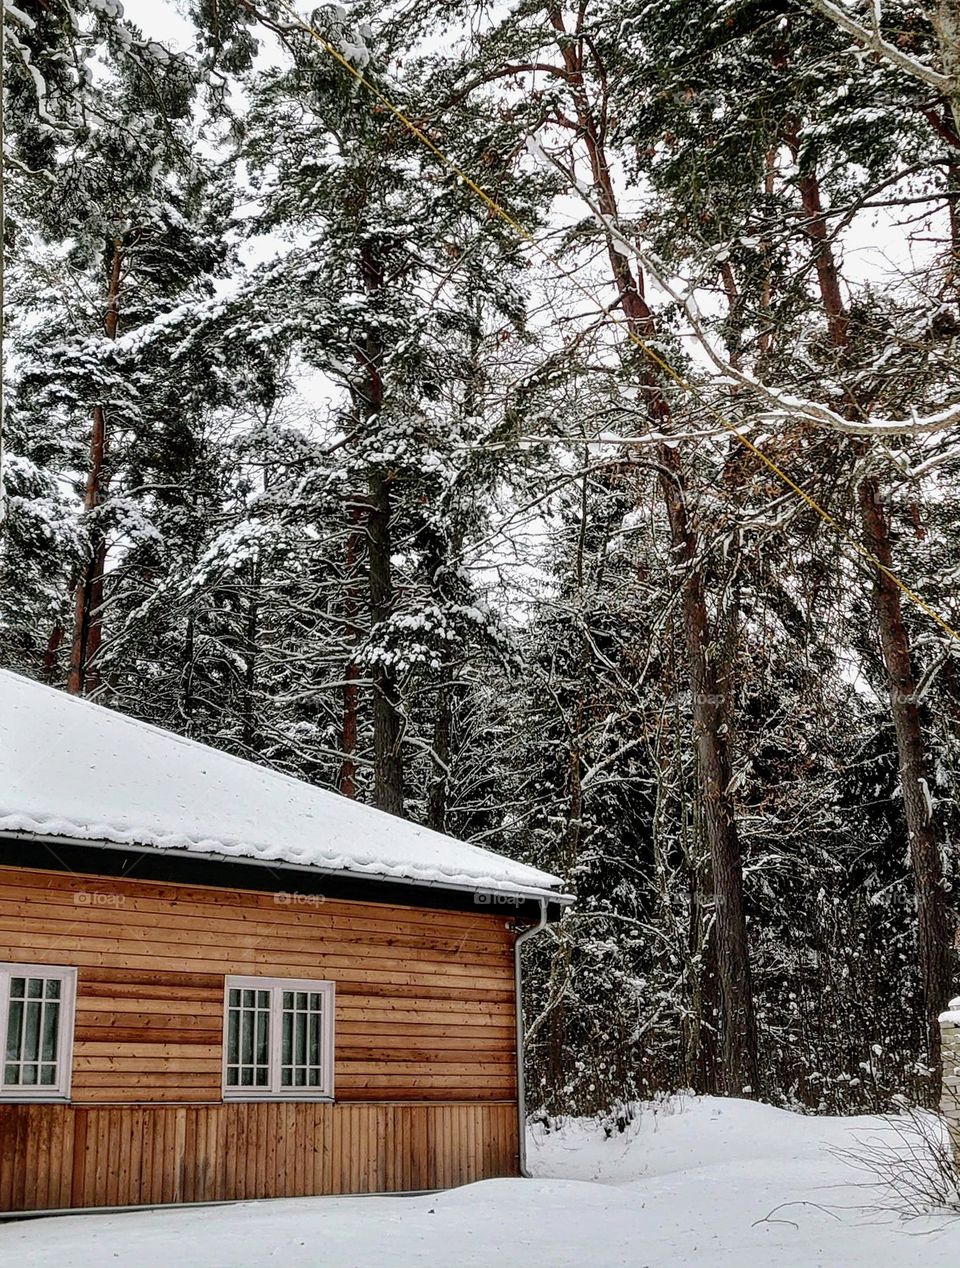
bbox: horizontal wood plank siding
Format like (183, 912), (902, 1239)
(0, 1101), (519, 1211)
(0, 866), (518, 1105)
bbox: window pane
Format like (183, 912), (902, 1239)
(295, 1011), (307, 1066)
(241, 1008), (254, 1067)
(225, 980), (327, 1095)
(227, 1006), (239, 1066)
(23, 1000), (41, 1064)
(226, 984), (272, 1092)
(5, 999), (23, 1063)
(3, 976), (67, 1088)
(282, 1010), (293, 1066)
(279, 988), (324, 1092)
(255, 1009), (269, 1066)
(41, 1001), (59, 1064)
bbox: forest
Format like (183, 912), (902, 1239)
(2, 0), (959, 1120)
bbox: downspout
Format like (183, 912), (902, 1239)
(513, 896), (549, 1178)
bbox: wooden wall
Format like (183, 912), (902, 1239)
(0, 1101), (519, 1211)
(0, 864), (522, 1210)
(0, 865), (518, 1104)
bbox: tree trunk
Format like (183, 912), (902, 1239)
(686, 792), (721, 1095)
(181, 615), (196, 731)
(932, 0), (960, 140)
(796, 150), (951, 1076)
(241, 555), (262, 751)
(357, 240), (404, 816)
(339, 504), (363, 799)
(367, 466), (404, 815)
(859, 479), (951, 1073)
(666, 494), (756, 1093)
(426, 683), (452, 833)
(67, 238), (122, 696)
(423, 302), (484, 831)
(422, 528), (462, 833)
(41, 620), (65, 683)
(545, 8), (758, 1093)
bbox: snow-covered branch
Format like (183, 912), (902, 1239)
(631, 243), (960, 439)
(805, 0), (953, 94)
(527, 134), (960, 440)
(2, 2), (36, 30)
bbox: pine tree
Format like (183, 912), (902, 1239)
(3, 0), (233, 696)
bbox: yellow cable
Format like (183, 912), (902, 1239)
(273, 0), (960, 644)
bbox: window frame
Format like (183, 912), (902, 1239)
(221, 975), (335, 1102)
(0, 963), (77, 1102)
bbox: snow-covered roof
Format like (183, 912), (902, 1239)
(0, 669), (566, 901)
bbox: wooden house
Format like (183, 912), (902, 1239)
(0, 669), (568, 1213)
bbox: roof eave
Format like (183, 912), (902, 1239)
(0, 830), (574, 919)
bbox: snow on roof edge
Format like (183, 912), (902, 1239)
(0, 821), (571, 902)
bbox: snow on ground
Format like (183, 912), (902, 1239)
(2, 1097), (957, 1266)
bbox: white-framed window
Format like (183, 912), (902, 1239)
(0, 963), (77, 1101)
(222, 976), (334, 1100)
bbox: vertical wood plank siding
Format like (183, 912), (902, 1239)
(0, 865), (521, 1210)
(0, 1102), (519, 1211)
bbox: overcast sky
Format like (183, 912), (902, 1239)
(123, 0), (193, 47)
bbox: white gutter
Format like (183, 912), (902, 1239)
(513, 896), (549, 1178)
